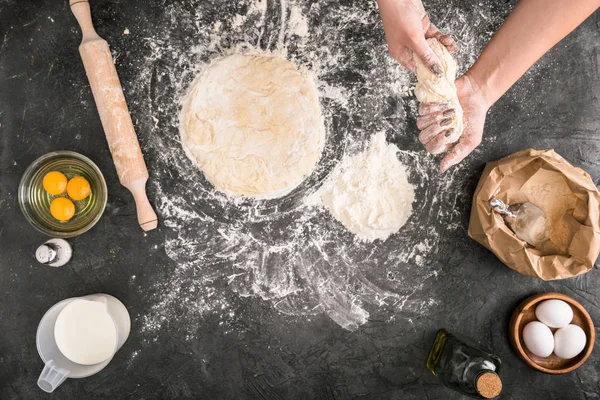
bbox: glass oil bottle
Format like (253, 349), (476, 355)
(426, 329), (502, 399)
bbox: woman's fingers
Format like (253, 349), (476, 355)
(425, 23), (459, 52)
(418, 117), (453, 144)
(416, 108), (455, 130)
(440, 134), (482, 173)
(410, 34), (444, 76)
(437, 33), (458, 52)
(416, 103), (459, 154)
(424, 128), (456, 154)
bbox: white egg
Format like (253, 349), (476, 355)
(522, 321), (554, 357)
(535, 299), (573, 328)
(554, 324), (587, 359)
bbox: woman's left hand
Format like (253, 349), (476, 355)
(416, 73), (491, 172)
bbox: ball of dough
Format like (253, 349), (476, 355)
(180, 53), (326, 199)
(414, 38), (463, 144)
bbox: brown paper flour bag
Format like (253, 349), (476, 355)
(468, 149), (600, 280)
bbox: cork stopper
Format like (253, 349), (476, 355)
(476, 372), (502, 399)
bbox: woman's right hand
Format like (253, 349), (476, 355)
(377, 0), (457, 75)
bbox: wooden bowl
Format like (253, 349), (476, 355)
(509, 292), (595, 374)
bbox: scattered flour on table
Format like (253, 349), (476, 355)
(111, 0), (509, 338)
(318, 132), (415, 242)
(288, 5), (309, 37)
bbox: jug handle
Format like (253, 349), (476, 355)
(38, 359), (69, 393)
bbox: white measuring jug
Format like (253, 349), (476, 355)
(36, 293), (131, 393)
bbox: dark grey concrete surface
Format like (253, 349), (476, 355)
(1, 0), (600, 399)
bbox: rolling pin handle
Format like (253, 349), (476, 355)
(125, 179), (159, 232)
(70, 0), (98, 38)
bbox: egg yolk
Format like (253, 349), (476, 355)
(43, 171), (68, 195)
(50, 198), (76, 221)
(67, 176), (91, 201)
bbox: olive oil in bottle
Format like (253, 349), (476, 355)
(426, 329), (502, 399)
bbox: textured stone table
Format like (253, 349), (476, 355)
(1, 0), (599, 399)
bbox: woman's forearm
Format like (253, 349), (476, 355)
(467, 0), (600, 107)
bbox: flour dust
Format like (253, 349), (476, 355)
(117, 0), (505, 337)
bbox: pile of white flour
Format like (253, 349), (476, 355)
(319, 132), (415, 241)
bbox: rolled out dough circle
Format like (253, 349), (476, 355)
(180, 53), (326, 199)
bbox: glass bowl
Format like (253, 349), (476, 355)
(18, 151), (107, 238)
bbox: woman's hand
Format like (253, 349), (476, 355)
(416, 74), (491, 172)
(377, 0), (457, 74)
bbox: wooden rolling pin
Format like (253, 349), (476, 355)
(70, 0), (158, 231)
